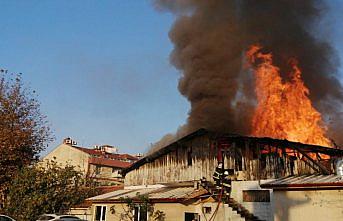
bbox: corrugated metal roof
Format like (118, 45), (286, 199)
(88, 186), (207, 202)
(89, 189), (135, 200)
(261, 174), (343, 189)
(149, 187), (198, 199)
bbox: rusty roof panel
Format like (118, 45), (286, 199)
(88, 186), (208, 202)
(261, 174), (343, 189)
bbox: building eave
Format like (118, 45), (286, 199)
(121, 128), (210, 175)
(90, 198), (183, 204)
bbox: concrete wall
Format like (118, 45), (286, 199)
(69, 207), (92, 221)
(43, 144), (89, 173)
(88, 164), (123, 185)
(231, 180), (273, 221)
(273, 189), (343, 221)
(91, 202), (199, 221)
(90, 202), (245, 221)
(43, 144), (124, 186)
(194, 202), (244, 221)
(88, 165), (121, 179)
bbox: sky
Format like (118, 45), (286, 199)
(0, 0), (342, 156)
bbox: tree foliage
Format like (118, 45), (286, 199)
(110, 193), (166, 221)
(4, 160), (98, 221)
(0, 71), (52, 189)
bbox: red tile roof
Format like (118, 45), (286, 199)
(74, 146), (139, 161)
(88, 157), (132, 168)
(75, 146), (99, 155)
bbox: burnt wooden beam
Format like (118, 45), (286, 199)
(221, 136), (343, 156)
(292, 146), (330, 175)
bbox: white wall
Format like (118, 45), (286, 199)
(231, 180), (274, 221)
(42, 144), (89, 173)
(273, 189), (343, 221)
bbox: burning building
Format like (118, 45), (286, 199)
(86, 129), (343, 221)
(86, 1), (343, 221)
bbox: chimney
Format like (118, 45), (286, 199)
(63, 137), (77, 146)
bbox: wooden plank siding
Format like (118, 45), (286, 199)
(125, 135), (218, 185)
(125, 132), (336, 186)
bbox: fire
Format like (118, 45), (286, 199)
(246, 45), (331, 147)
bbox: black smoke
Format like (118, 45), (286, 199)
(153, 0), (343, 147)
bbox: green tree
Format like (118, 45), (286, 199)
(4, 160), (98, 221)
(0, 71), (52, 195)
(110, 193), (166, 221)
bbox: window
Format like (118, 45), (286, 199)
(187, 150), (192, 166)
(235, 156), (243, 171)
(185, 213), (200, 221)
(203, 206), (212, 214)
(95, 205), (106, 221)
(260, 154), (267, 171)
(134, 206), (148, 221)
(235, 150), (243, 171)
(95, 166), (101, 175)
(242, 190), (270, 202)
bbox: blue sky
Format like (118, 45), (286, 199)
(0, 1), (341, 155)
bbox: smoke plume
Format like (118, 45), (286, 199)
(152, 0), (343, 147)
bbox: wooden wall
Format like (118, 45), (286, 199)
(125, 134), (319, 186)
(125, 135), (218, 186)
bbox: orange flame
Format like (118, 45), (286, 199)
(246, 45), (331, 147)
